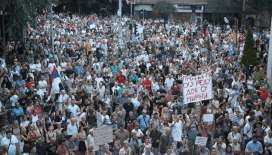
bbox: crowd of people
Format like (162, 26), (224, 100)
(0, 10), (271, 155)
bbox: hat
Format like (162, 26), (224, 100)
(33, 89), (37, 91)
(216, 125), (222, 128)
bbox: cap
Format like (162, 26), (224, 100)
(216, 125), (222, 128)
(134, 122), (140, 126)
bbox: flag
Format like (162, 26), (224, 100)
(87, 15), (95, 29)
(49, 66), (61, 95)
(224, 17), (229, 23)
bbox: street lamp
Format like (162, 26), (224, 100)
(224, 17), (239, 47)
(118, 0), (122, 43)
(50, 4), (54, 52)
(127, 0), (135, 34)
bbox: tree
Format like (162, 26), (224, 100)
(0, 0), (57, 58)
(207, 0), (272, 22)
(153, 1), (176, 20)
(240, 28), (259, 68)
(206, 0), (243, 23)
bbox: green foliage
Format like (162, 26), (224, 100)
(206, 0), (243, 22)
(153, 1), (176, 20)
(0, 0), (57, 40)
(206, 0), (272, 22)
(240, 28), (259, 68)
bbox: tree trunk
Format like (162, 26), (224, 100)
(2, 12), (5, 60)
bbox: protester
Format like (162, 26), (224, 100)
(0, 10), (270, 155)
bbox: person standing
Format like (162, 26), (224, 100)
(46, 138), (57, 155)
(35, 136), (46, 155)
(158, 127), (171, 155)
(245, 135), (263, 155)
(1, 130), (19, 155)
(149, 125), (162, 155)
(115, 124), (129, 147)
(264, 130), (272, 152)
(137, 110), (151, 133)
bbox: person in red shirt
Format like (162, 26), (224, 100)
(118, 71), (126, 84)
(143, 75), (151, 91)
(260, 86), (269, 101)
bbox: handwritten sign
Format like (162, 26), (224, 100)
(183, 71), (213, 104)
(229, 113), (237, 121)
(195, 136), (208, 146)
(94, 126), (113, 146)
(203, 114), (213, 122)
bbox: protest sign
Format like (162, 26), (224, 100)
(94, 126), (113, 146)
(183, 71), (213, 104)
(172, 129), (182, 141)
(229, 113), (237, 121)
(195, 136), (208, 146)
(203, 114), (213, 122)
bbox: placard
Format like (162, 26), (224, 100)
(183, 71), (213, 103)
(195, 136), (208, 146)
(229, 113), (237, 121)
(94, 126), (113, 146)
(172, 129), (182, 142)
(203, 114), (213, 122)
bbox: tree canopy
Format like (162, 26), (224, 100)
(0, 0), (57, 39)
(206, 0), (272, 23)
(153, 1), (176, 20)
(240, 28), (259, 68)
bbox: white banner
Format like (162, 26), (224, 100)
(203, 114), (213, 122)
(195, 136), (208, 146)
(183, 71), (213, 104)
(94, 126), (113, 146)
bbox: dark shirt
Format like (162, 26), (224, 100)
(123, 102), (134, 118)
(46, 144), (57, 155)
(36, 142), (46, 155)
(213, 131), (225, 139)
(17, 46), (25, 55)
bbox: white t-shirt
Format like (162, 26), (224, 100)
(263, 126), (271, 136)
(264, 135), (272, 152)
(1, 135), (18, 155)
(38, 80), (48, 93)
(165, 78), (175, 91)
(243, 123), (253, 140)
(131, 129), (143, 145)
(68, 105), (80, 119)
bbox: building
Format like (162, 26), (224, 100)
(134, 0), (207, 23)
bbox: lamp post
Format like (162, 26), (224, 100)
(118, 0), (122, 43)
(267, 16), (272, 90)
(50, 4), (54, 52)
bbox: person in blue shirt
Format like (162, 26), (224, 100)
(13, 102), (24, 123)
(107, 117), (118, 134)
(137, 110), (151, 133)
(75, 62), (84, 78)
(245, 135), (263, 155)
(111, 62), (118, 74)
(16, 75), (25, 90)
